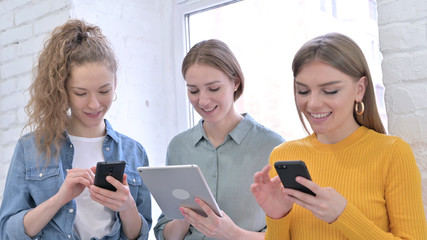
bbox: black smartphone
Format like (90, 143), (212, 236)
(94, 161), (126, 191)
(274, 160), (316, 196)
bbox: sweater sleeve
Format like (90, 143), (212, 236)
(265, 214), (291, 240)
(264, 148), (292, 240)
(331, 138), (427, 240)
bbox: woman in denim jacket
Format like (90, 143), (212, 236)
(0, 19), (151, 240)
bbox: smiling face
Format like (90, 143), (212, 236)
(295, 61), (366, 143)
(185, 64), (239, 126)
(67, 62), (116, 137)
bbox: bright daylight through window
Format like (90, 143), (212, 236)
(184, 0), (385, 140)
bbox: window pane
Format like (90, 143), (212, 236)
(186, 0), (385, 140)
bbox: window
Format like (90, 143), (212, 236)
(176, 0), (386, 140)
(321, 0), (338, 18)
(369, 0), (378, 20)
(331, 0), (337, 17)
(320, 0), (326, 12)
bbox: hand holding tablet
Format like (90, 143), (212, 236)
(138, 165), (222, 219)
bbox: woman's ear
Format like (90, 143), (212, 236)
(233, 78), (241, 91)
(356, 76), (367, 101)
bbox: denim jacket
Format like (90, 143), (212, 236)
(0, 120), (152, 240)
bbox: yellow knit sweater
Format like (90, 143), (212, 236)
(266, 126), (427, 240)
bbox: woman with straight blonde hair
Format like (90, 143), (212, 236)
(0, 19), (152, 240)
(251, 33), (426, 239)
(291, 32), (385, 135)
(154, 39), (284, 240)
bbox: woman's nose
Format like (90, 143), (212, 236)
(198, 90), (210, 106)
(88, 95), (100, 109)
(307, 93), (322, 109)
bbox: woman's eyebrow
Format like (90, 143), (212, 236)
(186, 80), (221, 87)
(319, 80), (342, 87)
(69, 83), (112, 90)
(295, 80), (342, 87)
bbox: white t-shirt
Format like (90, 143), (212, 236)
(69, 135), (115, 240)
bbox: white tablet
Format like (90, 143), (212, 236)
(138, 164), (222, 220)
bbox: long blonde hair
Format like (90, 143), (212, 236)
(292, 33), (385, 134)
(24, 19), (118, 162)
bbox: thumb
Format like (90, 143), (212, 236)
(122, 173), (128, 186)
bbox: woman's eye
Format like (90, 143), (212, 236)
(297, 90), (309, 95)
(210, 87), (220, 92)
(100, 90), (110, 94)
(324, 90), (338, 95)
(188, 89), (199, 94)
(74, 92), (86, 96)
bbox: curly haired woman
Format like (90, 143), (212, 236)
(0, 19), (152, 240)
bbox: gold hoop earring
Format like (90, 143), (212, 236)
(355, 101), (364, 115)
(113, 92), (117, 102)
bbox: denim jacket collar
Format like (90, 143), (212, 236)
(64, 119), (119, 143)
(105, 119), (120, 143)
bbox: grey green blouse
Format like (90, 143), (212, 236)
(154, 113), (284, 240)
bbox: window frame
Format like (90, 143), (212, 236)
(173, 0), (242, 127)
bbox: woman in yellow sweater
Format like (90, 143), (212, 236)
(251, 32), (427, 239)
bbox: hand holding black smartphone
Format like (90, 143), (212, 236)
(94, 161), (126, 191)
(274, 160), (316, 196)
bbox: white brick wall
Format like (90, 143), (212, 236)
(0, 0), (181, 197)
(377, 0), (427, 215)
(0, 1), (179, 238)
(0, 0), (71, 199)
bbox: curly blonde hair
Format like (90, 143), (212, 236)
(24, 19), (118, 162)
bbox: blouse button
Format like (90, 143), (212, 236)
(105, 147), (110, 151)
(67, 234), (71, 239)
(70, 144), (73, 148)
(39, 173), (43, 177)
(69, 208), (74, 213)
(133, 179), (136, 183)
